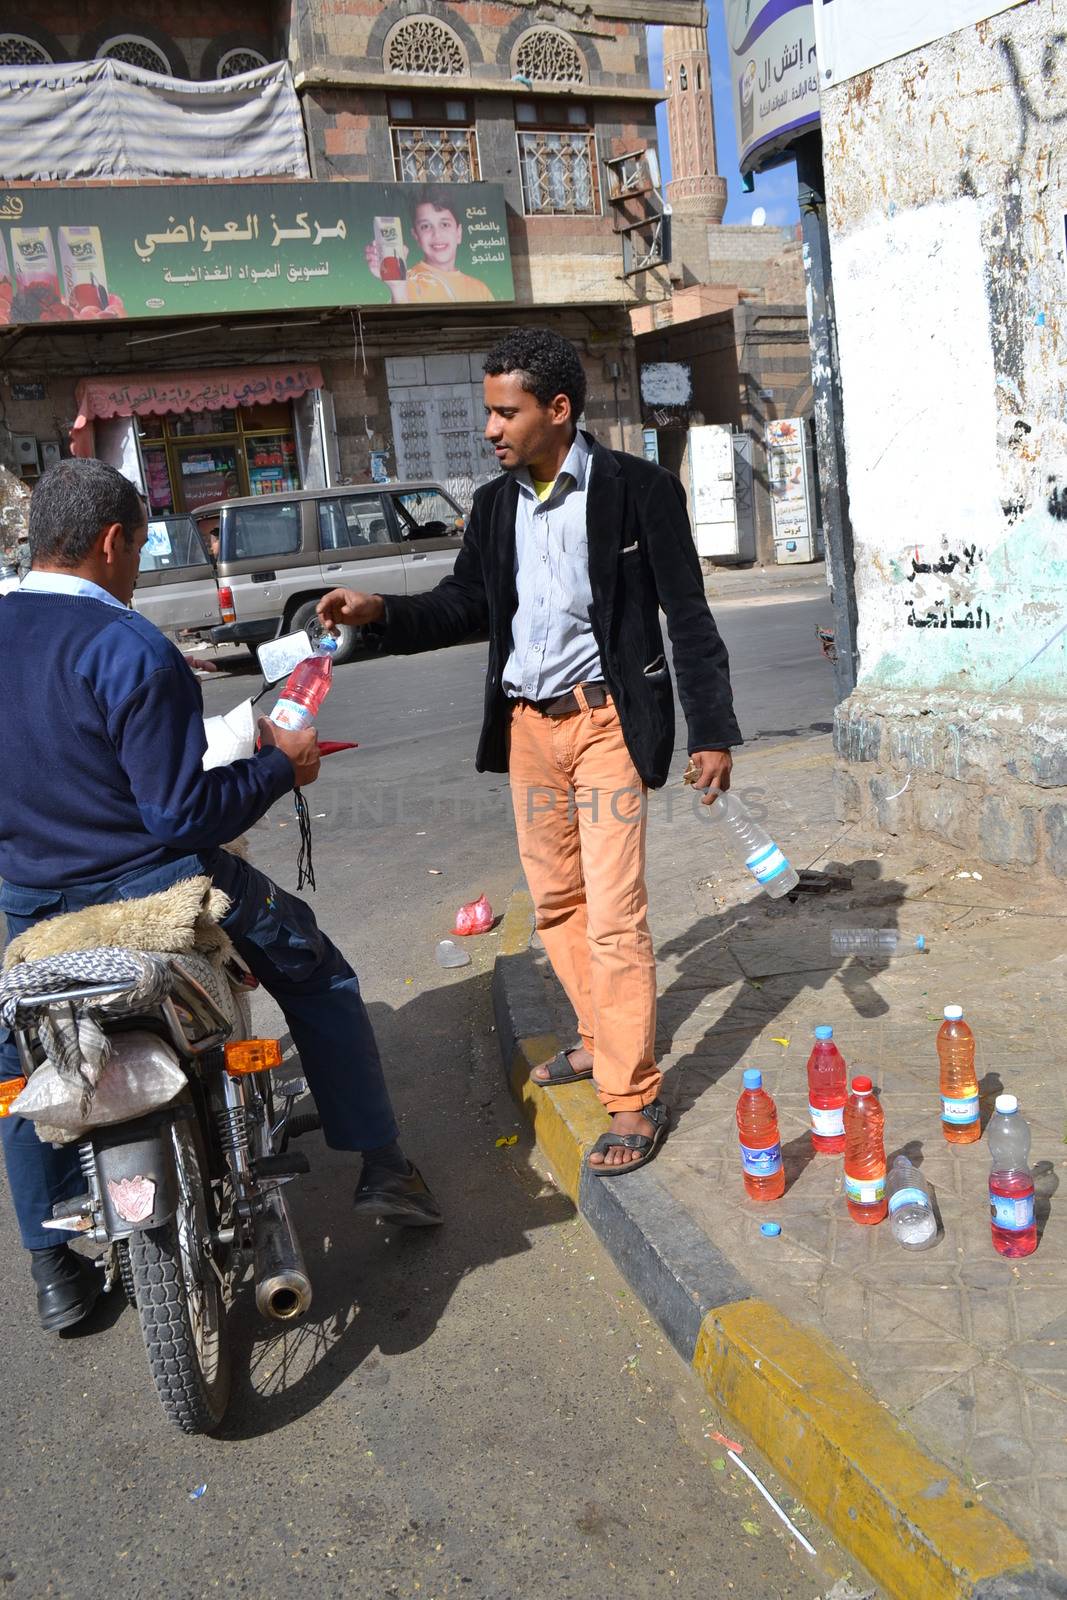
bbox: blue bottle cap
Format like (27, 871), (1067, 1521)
(317, 633), (339, 655)
(760, 1221), (782, 1237)
(743, 1068), (763, 1090)
(814, 1025), (833, 1040)
(915, 935), (926, 951)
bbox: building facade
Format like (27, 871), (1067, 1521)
(0, 0), (692, 522)
(822, 0), (1067, 878)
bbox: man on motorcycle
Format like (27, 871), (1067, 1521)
(0, 459), (440, 1333)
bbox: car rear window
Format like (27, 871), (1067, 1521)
(221, 502), (302, 561)
(139, 517), (209, 573)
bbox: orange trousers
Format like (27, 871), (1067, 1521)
(508, 691), (660, 1113)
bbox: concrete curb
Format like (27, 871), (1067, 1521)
(492, 888), (1063, 1600)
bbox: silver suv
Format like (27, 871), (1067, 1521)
(133, 514), (219, 639)
(204, 482), (466, 663)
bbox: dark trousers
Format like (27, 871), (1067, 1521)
(0, 849), (398, 1251)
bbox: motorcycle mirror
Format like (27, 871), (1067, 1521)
(256, 629), (316, 685)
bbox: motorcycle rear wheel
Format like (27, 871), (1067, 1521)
(128, 1118), (231, 1434)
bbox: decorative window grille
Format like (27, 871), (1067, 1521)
(98, 35), (171, 73)
(386, 17), (466, 77)
(515, 103), (598, 215)
(0, 34), (51, 65)
(217, 48), (268, 77)
(513, 27), (584, 84)
(392, 125), (479, 182)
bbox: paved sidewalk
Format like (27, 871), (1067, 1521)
(531, 732), (1067, 1578)
(703, 557), (826, 602)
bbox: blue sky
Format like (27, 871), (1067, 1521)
(647, 19), (801, 228)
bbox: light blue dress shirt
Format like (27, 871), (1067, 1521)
(19, 571), (127, 610)
(502, 430), (604, 702)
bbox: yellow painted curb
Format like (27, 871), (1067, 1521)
(498, 889), (536, 959)
(694, 1301), (1031, 1600)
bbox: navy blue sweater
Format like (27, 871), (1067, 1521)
(0, 591), (293, 889)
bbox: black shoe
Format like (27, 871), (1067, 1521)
(352, 1162), (442, 1227)
(31, 1247), (102, 1332)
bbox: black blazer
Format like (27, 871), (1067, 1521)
(379, 433), (742, 789)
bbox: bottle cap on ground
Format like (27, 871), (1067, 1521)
(943, 1004), (964, 1020)
(915, 935), (926, 951)
(814, 1025), (833, 1040)
(852, 1075), (873, 1093)
(760, 1221), (782, 1237)
(995, 1093), (1019, 1115)
(742, 1068), (763, 1090)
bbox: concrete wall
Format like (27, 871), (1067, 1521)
(822, 0), (1067, 878)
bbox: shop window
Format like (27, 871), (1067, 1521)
(389, 95), (479, 183)
(515, 101), (599, 216)
(136, 402), (300, 513)
(0, 33), (51, 65)
(217, 47), (268, 78)
(97, 35), (172, 74)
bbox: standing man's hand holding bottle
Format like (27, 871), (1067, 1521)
(317, 589), (385, 631)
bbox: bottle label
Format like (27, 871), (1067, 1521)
(941, 1094), (979, 1125)
(990, 1189), (1035, 1231)
(809, 1103), (845, 1137)
(745, 842), (790, 885)
(844, 1169), (886, 1204)
(271, 698), (314, 732)
(888, 1186), (928, 1216)
(739, 1140), (782, 1178)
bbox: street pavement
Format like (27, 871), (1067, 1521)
(0, 585), (860, 1600)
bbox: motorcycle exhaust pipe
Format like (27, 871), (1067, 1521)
(252, 1187), (312, 1322)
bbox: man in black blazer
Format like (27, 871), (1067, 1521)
(319, 329), (741, 1174)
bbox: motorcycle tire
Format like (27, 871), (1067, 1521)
(127, 1118), (231, 1435)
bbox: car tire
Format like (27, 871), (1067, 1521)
(289, 599), (363, 666)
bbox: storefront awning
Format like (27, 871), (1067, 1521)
(71, 364), (325, 457)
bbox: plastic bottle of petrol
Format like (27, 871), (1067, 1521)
(735, 1067), (786, 1201)
(806, 1025), (847, 1154)
(938, 1004), (980, 1144)
(269, 635), (338, 731)
(987, 1094), (1037, 1258)
(843, 1076), (887, 1224)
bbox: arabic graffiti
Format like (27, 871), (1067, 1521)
(905, 544), (980, 580)
(899, 541), (994, 636)
(905, 600), (993, 629)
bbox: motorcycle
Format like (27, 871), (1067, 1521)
(0, 626), (334, 1434)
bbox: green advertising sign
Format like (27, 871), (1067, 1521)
(0, 181), (515, 326)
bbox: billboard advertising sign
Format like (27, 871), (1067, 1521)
(812, 0), (1028, 89)
(724, 0), (819, 175)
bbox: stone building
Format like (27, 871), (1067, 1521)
(0, 0), (694, 506)
(821, 1), (1067, 879)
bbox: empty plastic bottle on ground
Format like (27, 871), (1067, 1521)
(938, 1004), (980, 1144)
(887, 1155), (938, 1249)
(843, 1076), (887, 1225)
(735, 1068), (785, 1201)
(708, 792), (799, 898)
(269, 634), (338, 731)
(806, 1025), (847, 1155)
(988, 1094), (1037, 1258)
(830, 929), (926, 957)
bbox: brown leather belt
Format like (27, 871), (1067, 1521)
(526, 681), (609, 718)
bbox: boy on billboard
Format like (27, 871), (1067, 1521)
(365, 187), (495, 305)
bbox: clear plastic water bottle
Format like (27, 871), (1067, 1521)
(988, 1094), (1037, 1258)
(735, 1067), (786, 1201)
(938, 1004), (980, 1145)
(806, 1025), (847, 1154)
(270, 635), (337, 731)
(843, 1075), (887, 1225)
(435, 938), (471, 969)
(887, 1155), (938, 1249)
(830, 929), (927, 957)
(708, 792), (799, 898)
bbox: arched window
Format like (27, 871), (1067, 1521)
(0, 33), (51, 65)
(217, 47), (269, 77)
(513, 27), (585, 85)
(385, 16), (466, 77)
(97, 34), (171, 73)
(679, 64), (688, 91)
(696, 62), (702, 91)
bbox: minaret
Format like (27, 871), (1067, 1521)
(663, 14), (727, 226)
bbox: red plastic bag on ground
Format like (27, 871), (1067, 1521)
(453, 894), (493, 936)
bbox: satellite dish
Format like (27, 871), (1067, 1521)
(751, 206), (767, 227)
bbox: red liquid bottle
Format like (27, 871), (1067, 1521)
(269, 636), (337, 732)
(988, 1094), (1037, 1258)
(843, 1076), (887, 1225)
(735, 1068), (785, 1202)
(807, 1024), (847, 1155)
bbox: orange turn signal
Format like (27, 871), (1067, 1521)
(0, 1076), (27, 1116)
(225, 1039), (283, 1077)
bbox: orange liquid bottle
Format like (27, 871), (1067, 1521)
(938, 1004), (980, 1144)
(735, 1068), (786, 1202)
(843, 1075), (887, 1224)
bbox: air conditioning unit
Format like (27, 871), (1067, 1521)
(12, 434), (40, 471)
